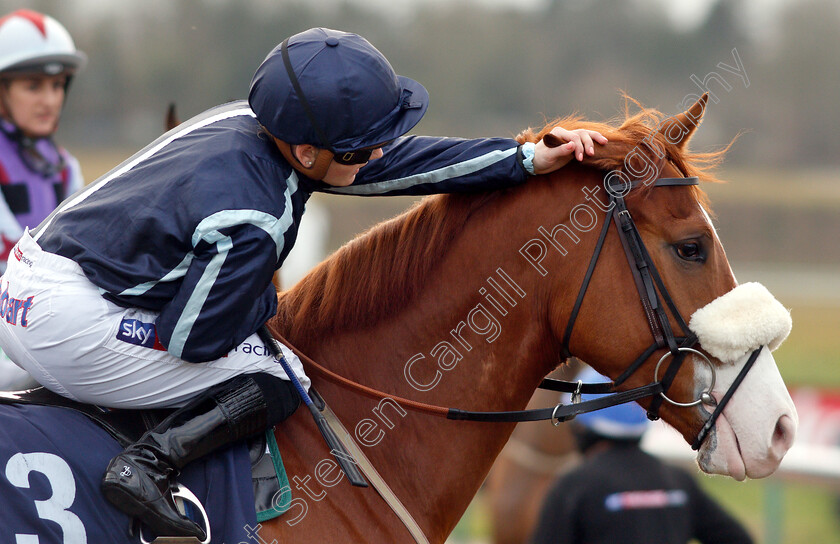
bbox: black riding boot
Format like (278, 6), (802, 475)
(101, 374), (296, 539)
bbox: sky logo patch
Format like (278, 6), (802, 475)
(117, 318), (166, 350)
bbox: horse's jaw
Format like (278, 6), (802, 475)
(695, 348), (798, 480)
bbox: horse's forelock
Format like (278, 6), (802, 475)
(516, 96), (730, 209)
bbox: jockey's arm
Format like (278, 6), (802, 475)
(154, 222), (280, 363)
(320, 135), (530, 196)
(320, 128), (606, 197)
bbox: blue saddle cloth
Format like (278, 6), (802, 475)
(0, 403), (257, 543)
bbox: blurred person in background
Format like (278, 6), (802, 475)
(530, 366), (754, 544)
(0, 9), (86, 390)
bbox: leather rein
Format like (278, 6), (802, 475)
(274, 172), (759, 451)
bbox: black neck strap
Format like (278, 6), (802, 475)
(447, 381), (663, 423)
(0, 122), (66, 177)
(280, 38), (334, 152)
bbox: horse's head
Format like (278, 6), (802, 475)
(531, 95), (797, 480)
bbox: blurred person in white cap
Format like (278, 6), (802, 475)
(0, 9), (86, 390)
(530, 366), (754, 544)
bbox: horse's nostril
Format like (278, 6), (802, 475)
(771, 414), (796, 456)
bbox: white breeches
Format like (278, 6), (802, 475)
(0, 231), (309, 409)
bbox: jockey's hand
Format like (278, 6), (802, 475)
(532, 127), (608, 175)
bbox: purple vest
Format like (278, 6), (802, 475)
(0, 119), (82, 231)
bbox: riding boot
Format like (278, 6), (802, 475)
(101, 375), (273, 539)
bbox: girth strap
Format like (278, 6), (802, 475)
(0, 387), (172, 447)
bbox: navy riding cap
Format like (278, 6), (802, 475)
(248, 28), (429, 153)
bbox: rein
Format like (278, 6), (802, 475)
(271, 172), (755, 450)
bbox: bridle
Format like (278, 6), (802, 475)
(554, 170), (760, 450)
(272, 168), (761, 452)
(560, 174), (706, 419)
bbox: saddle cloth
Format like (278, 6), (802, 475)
(0, 400), (258, 543)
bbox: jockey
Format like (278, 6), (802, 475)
(0, 9), (85, 271)
(0, 28), (606, 539)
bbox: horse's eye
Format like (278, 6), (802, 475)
(675, 241), (705, 262)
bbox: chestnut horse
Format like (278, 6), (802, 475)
(254, 95), (797, 543)
(484, 364), (581, 544)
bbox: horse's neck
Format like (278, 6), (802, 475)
(303, 178), (584, 539)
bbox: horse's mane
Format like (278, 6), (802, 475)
(275, 97), (730, 338)
(274, 191), (498, 340)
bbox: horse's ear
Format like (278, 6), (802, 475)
(657, 93), (708, 150)
(166, 102), (179, 131)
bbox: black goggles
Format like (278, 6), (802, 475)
(332, 143), (389, 165)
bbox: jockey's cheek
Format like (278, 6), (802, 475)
(322, 147), (386, 187)
(321, 162), (363, 187)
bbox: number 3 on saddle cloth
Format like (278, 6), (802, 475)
(0, 390), (292, 543)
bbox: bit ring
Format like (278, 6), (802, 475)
(654, 347), (716, 408)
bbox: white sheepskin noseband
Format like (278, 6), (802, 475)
(689, 282), (791, 364)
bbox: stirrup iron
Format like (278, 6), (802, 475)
(139, 484), (211, 544)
